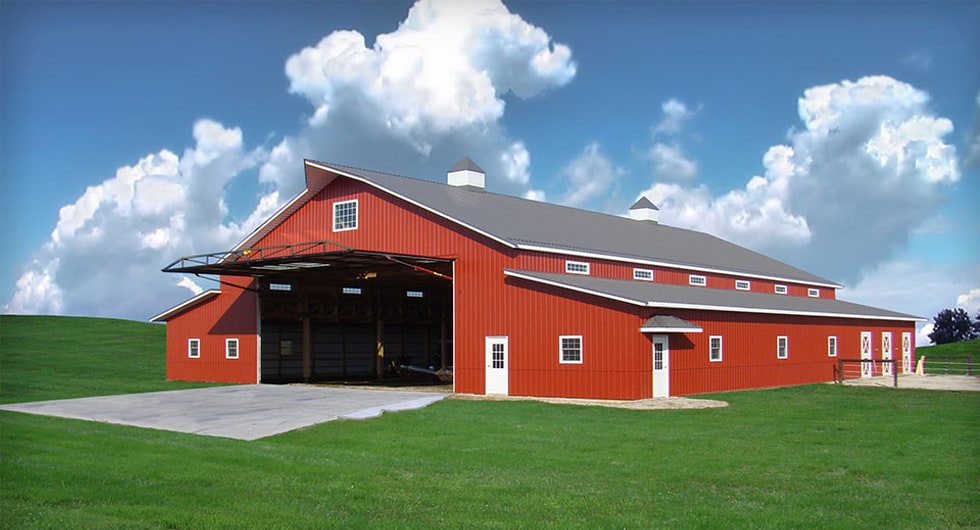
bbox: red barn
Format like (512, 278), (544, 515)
(151, 158), (921, 398)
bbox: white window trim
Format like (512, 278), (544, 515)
(225, 338), (239, 359)
(774, 284), (788, 295)
(188, 338), (200, 359)
(709, 335), (723, 362)
(332, 199), (358, 232)
(559, 335), (583, 364)
(689, 274), (707, 286)
(777, 336), (788, 359)
(735, 280), (751, 291)
(808, 288), (820, 298)
(633, 268), (654, 281)
(565, 261), (590, 275)
(828, 336), (838, 357)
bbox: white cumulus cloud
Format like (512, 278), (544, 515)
(557, 142), (623, 207)
(640, 75), (960, 284)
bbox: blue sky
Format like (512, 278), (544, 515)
(2, 0), (978, 344)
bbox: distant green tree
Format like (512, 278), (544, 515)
(928, 308), (977, 345)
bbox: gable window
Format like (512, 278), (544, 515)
(333, 199), (358, 232)
(226, 338), (239, 360)
(633, 268), (654, 281)
(828, 336), (838, 357)
(808, 288), (820, 298)
(735, 280), (751, 291)
(559, 335), (583, 364)
(777, 336), (788, 359)
(188, 338), (200, 359)
(689, 274), (707, 286)
(774, 285), (788, 295)
(709, 336), (723, 362)
(565, 261), (590, 275)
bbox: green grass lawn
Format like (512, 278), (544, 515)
(0, 315), (218, 404)
(2, 316), (978, 528)
(917, 339), (980, 375)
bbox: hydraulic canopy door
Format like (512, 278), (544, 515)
(162, 240), (455, 384)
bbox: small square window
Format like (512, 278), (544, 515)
(566, 261), (590, 275)
(735, 280), (750, 291)
(342, 287), (362, 295)
(226, 338), (239, 359)
(559, 335), (583, 364)
(828, 336), (837, 357)
(188, 338), (200, 359)
(808, 288), (820, 298)
(774, 285), (788, 295)
(709, 336), (723, 362)
(777, 336), (788, 359)
(633, 268), (654, 281)
(689, 275), (707, 286)
(333, 200), (358, 232)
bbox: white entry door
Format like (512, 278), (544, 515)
(860, 331), (873, 378)
(652, 335), (669, 398)
(485, 336), (508, 395)
(882, 332), (893, 376)
(902, 332), (912, 373)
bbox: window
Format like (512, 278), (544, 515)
(565, 261), (590, 275)
(226, 338), (239, 359)
(188, 338), (200, 359)
(689, 275), (707, 286)
(406, 290), (424, 298)
(828, 336), (838, 357)
(332, 199), (358, 232)
(777, 336), (788, 359)
(774, 285), (788, 295)
(269, 283), (292, 292)
(342, 287), (362, 295)
(808, 288), (820, 298)
(633, 268), (654, 281)
(709, 336), (723, 362)
(559, 335), (583, 364)
(735, 280), (751, 291)
(280, 340), (293, 357)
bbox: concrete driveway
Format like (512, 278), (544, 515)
(0, 385), (448, 441)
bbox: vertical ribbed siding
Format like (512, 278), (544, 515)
(166, 276), (258, 384)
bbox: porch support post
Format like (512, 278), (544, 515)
(302, 317), (311, 382)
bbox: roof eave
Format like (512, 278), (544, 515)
(149, 289), (221, 322)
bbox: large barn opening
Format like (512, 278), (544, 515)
(163, 241), (455, 386)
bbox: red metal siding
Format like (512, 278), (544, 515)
(663, 310), (915, 395)
(166, 276), (258, 384)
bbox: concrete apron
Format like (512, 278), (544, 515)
(0, 385), (447, 441)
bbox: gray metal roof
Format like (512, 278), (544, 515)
(310, 160), (840, 287)
(504, 269), (923, 322)
(449, 156), (484, 173)
(630, 197), (659, 211)
(641, 315), (702, 332)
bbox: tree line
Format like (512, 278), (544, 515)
(928, 308), (980, 345)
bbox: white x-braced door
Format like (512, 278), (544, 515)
(902, 332), (912, 373)
(882, 332), (893, 376)
(860, 331), (873, 378)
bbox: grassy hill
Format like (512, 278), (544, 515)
(917, 338), (980, 357)
(0, 315), (214, 404)
(1, 315), (978, 528)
